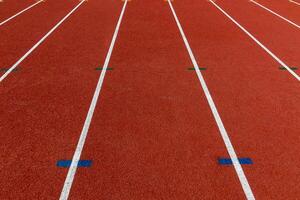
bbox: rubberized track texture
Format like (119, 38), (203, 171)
(1, 0), (300, 199)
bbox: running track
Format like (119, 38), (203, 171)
(1, 0), (300, 199)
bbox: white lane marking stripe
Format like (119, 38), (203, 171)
(0, 0), (85, 83)
(289, 0), (300, 6)
(0, 0), (44, 26)
(250, 0), (300, 29)
(167, 0), (255, 199)
(59, 1), (128, 199)
(210, 0), (300, 81)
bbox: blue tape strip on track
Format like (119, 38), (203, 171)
(57, 160), (92, 167)
(218, 158), (253, 165)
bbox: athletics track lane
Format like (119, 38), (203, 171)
(0, 0), (35, 20)
(172, 0), (300, 199)
(68, 0), (247, 199)
(0, 0), (78, 75)
(0, 0), (122, 198)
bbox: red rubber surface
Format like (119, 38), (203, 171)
(0, 0), (122, 198)
(0, 0), (80, 74)
(172, 0), (300, 199)
(1, 0), (300, 199)
(68, 0), (245, 199)
(0, 0), (35, 20)
(254, 0), (300, 24)
(215, 0), (300, 77)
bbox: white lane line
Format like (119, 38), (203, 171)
(59, 1), (128, 199)
(166, 0), (255, 199)
(0, 0), (85, 83)
(289, 0), (300, 6)
(250, 0), (300, 29)
(209, 0), (300, 81)
(0, 0), (44, 26)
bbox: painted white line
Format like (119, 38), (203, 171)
(0, 0), (44, 26)
(59, 1), (128, 199)
(166, 0), (255, 199)
(210, 0), (300, 81)
(289, 0), (300, 6)
(0, 0), (85, 83)
(250, 0), (300, 29)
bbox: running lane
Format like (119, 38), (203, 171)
(0, 0), (122, 198)
(251, 0), (300, 24)
(172, 0), (300, 199)
(0, 0), (35, 20)
(67, 0), (248, 199)
(214, 0), (300, 77)
(0, 0), (78, 75)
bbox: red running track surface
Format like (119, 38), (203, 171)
(0, 0), (79, 72)
(251, 0), (300, 24)
(172, 0), (300, 199)
(214, 0), (300, 77)
(69, 0), (245, 199)
(1, 0), (300, 199)
(0, 0), (36, 20)
(0, 0), (122, 198)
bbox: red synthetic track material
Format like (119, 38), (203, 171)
(69, 1), (245, 199)
(256, 0), (300, 24)
(216, 0), (300, 77)
(172, 0), (300, 199)
(0, 0), (122, 198)
(1, 0), (300, 199)
(0, 0), (79, 76)
(0, 0), (34, 21)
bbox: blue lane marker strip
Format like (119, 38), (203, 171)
(218, 158), (253, 165)
(56, 160), (92, 167)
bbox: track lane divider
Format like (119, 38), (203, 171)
(209, 0), (300, 82)
(0, 0), (44, 26)
(166, 0), (255, 199)
(250, 0), (300, 29)
(0, 0), (86, 83)
(59, 1), (128, 199)
(289, 0), (300, 6)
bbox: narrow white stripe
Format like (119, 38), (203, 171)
(59, 1), (128, 199)
(289, 0), (300, 6)
(0, 1), (85, 83)
(167, 0), (255, 199)
(250, 0), (300, 29)
(0, 0), (43, 26)
(210, 0), (300, 81)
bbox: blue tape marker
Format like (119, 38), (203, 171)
(57, 160), (92, 167)
(218, 158), (253, 165)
